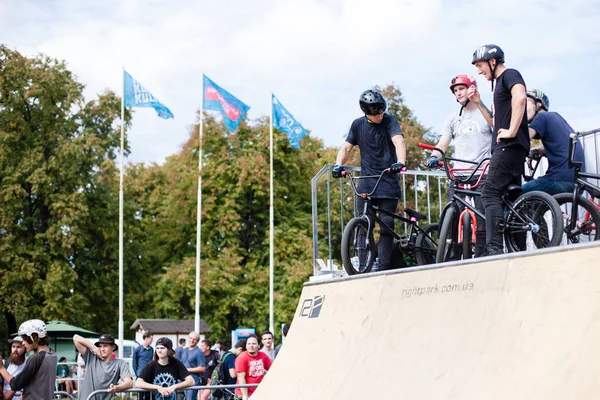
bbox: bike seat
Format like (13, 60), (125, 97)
(404, 208), (427, 221)
(506, 184), (522, 193)
(585, 186), (600, 199)
(504, 184), (523, 202)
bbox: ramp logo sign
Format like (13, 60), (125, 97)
(299, 295), (324, 318)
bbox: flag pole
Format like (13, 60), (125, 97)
(269, 93), (275, 334)
(195, 77), (204, 333)
(118, 67), (125, 358)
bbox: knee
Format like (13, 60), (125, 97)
(380, 224), (394, 237)
(379, 217), (395, 237)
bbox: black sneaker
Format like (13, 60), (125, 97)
(484, 244), (504, 256)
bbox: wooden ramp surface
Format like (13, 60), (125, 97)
(253, 242), (600, 400)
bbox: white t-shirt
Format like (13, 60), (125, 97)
(441, 106), (493, 171)
(260, 347), (275, 361)
(4, 362), (25, 399)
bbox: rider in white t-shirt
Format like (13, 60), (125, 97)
(427, 74), (492, 171)
(426, 74), (493, 257)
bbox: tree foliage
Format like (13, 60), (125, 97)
(0, 45), (131, 335)
(0, 47), (437, 343)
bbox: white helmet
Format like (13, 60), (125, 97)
(18, 319), (48, 339)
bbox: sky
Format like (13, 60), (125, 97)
(1, 0), (599, 164)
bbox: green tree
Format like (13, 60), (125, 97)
(0, 45), (443, 344)
(0, 45), (130, 333)
(130, 114), (325, 340)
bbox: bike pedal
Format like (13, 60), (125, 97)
(496, 219), (507, 232)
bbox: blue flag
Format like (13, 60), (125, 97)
(203, 75), (250, 133)
(123, 71), (174, 119)
(272, 94), (307, 149)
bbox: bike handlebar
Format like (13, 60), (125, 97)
(342, 168), (406, 198)
(418, 143), (436, 151)
(417, 142), (488, 188)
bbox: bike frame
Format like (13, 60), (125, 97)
(344, 169), (436, 254)
(361, 203), (422, 242)
(347, 170), (424, 241)
(442, 187), (536, 234)
(421, 143), (541, 236)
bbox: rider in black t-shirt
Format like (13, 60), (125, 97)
(136, 337), (195, 400)
(471, 44), (530, 256)
(332, 89), (407, 270)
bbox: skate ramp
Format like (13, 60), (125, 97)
(253, 242), (600, 400)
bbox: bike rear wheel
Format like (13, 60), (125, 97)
(554, 193), (600, 244)
(415, 223), (440, 266)
(436, 207), (460, 263)
(341, 217), (376, 275)
(504, 190), (563, 252)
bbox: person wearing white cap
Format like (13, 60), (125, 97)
(1, 336), (26, 400)
(0, 319), (57, 400)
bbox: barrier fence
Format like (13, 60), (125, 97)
(54, 392), (76, 399)
(85, 383), (258, 400)
(311, 128), (600, 277)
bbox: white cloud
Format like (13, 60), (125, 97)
(1, 0), (598, 163)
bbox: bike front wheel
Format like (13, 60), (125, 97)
(461, 212), (474, 260)
(554, 193), (600, 244)
(341, 217), (376, 275)
(504, 190), (563, 252)
(415, 223), (440, 266)
(436, 207), (460, 263)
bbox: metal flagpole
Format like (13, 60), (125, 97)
(269, 93), (275, 334)
(195, 78), (204, 333)
(118, 67), (125, 358)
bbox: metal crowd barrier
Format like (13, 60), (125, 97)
(85, 383), (259, 400)
(54, 392), (76, 399)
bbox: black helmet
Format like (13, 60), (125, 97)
(472, 44), (505, 64)
(359, 90), (386, 115)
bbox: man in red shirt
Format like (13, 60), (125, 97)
(235, 334), (272, 399)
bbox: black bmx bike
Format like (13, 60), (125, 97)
(418, 142), (564, 262)
(340, 168), (439, 275)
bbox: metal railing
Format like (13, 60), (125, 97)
(581, 128), (600, 185)
(85, 384), (258, 400)
(54, 392), (76, 399)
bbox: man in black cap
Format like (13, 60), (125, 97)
(73, 333), (133, 400)
(136, 337), (194, 399)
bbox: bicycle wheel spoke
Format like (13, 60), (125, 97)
(555, 193), (600, 245)
(505, 193), (561, 252)
(342, 218), (376, 275)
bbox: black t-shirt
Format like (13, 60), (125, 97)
(202, 350), (220, 381)
(346, 114), (403, 198)
(139, 358), (190, 397)
(492, 68), (530, 154)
